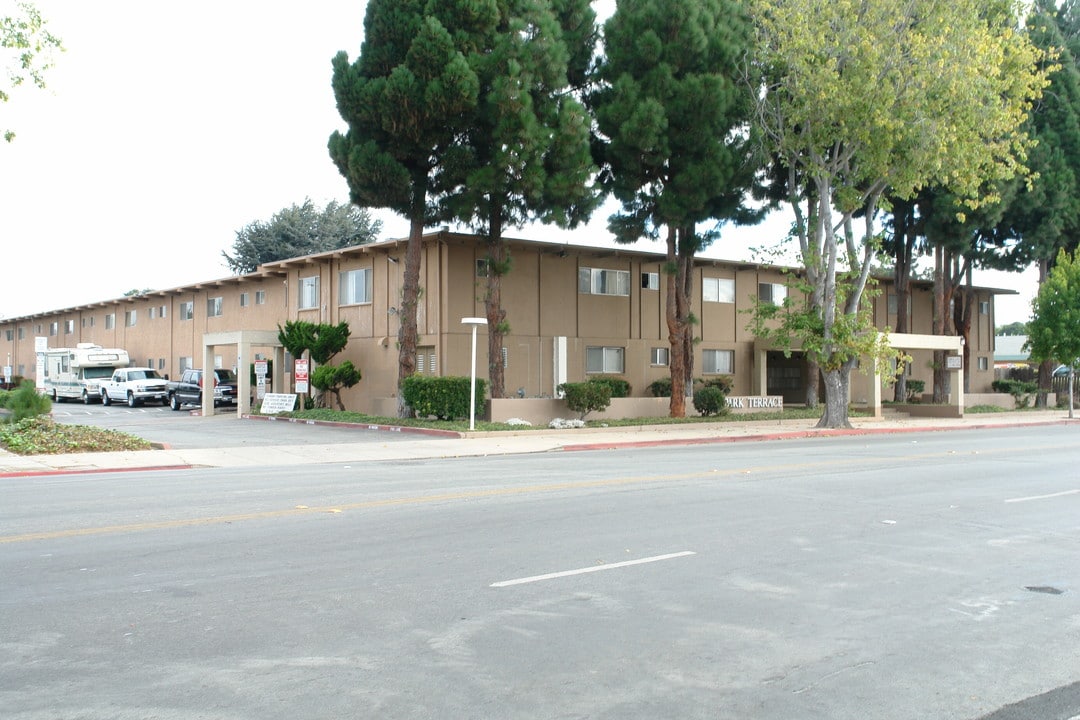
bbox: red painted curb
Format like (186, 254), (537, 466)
(0, 464), (194, 479)
(559, 419), (1075, 452)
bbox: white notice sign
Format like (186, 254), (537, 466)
(260, 393), (297, 414)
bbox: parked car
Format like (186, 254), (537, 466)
(99, 367), (170, 407)
(1053, 364), (1073, 377)
(167, 368), (239, 410)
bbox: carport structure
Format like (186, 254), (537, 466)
(200, 330), (286, 417)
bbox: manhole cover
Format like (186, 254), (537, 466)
(1024, 586), (1064, 595)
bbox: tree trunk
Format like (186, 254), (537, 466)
(485, 209), (507, 400)
(679, 239), (695, 404)
(1036, 258), (1051, 408)
(666, 226), (686, 417)
(396, 183), (425, 418)
(804, 358), (820, 407)
(892, 202), (913, 402)
(817, 366), (852, 428)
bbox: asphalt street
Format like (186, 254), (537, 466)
(2, 425), (1079, 719)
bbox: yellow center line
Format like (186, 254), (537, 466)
(1, 442), (1069, 544)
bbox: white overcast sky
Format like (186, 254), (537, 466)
(0, 0), (1036, 324)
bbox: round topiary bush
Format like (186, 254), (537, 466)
(693, 386), (728, 417)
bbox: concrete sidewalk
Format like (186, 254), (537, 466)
(0, 409), (1075, 477)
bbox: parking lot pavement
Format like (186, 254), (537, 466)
(0, 407), (1075, 477)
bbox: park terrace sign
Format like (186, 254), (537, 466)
(725, 395), (784, 412)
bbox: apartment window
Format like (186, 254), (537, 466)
(179, 356), (193, 373)
(642, 272), (660, 290)
(476, 259), (490, 277)
(18, 364), (25, 375)
(651, 347), (670, 366)
(299, 276), (319, 309)
(18, 327), (25, 340)
(978, 356), (989, 371)
(703, 349), (735, 374)
(35, 324), (41, 333)
(586, 346), (625, 374)
(180, 301), (194, 321)
(758, 283), (787, 306)
(339, 268), (373, 305)
(4, 329), (11, 341)
(579, 268), (630, 296)
(125, 310), (136, 327)
(64, 320), (74, 335)
(416, 347), (437, 375)
(159, 305), (167, 319)
(81, 318), (87, 328)
(214, 355), (223, 369)
(158, 358), (165, 370)
(887, 293), (912, 315)
(255, 290), (266, 305)
(703, 277), (735, 303)
(979, 300), (990, 315)
(207, 297), (223, 317)
(89, 316), (95, 328)
(48, 321), (58, 336)
(240, 292), (250, 308)
(149, 306), (157, 320)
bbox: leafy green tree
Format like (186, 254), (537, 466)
(223, 199), (381, 274)
(2, 2), (62, 142)
(593, 0), (761, 417)
(311, 361), (361, 411)
(750, 0), (1047, 427)
(277, 320), (351, 408)
(435, 0), (599, 400)
(997, 321), (1029, 336)
(1027, 248), (1080, 417)
(329, 0), (490, 418)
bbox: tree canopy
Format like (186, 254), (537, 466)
(222, 199), (381, 275)
(329, 0), (490, 417)
(434, 0), (598, 399)
(1027, 248), (1080, 416)
(1, 1), (62, 142)
(749, 0), (1048, 427)
(592, 0), (760, 416)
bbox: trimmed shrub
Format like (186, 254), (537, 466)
(401, 375), (487, 420)
(699, 375), (734, 393)
(905, 379), (925, 402)
(2, 380), (52, 423)
(311, 361), (362, 410)
(693, 386), (729, 417)
(648, 376), (672, 397)
(559, 381), (612, 419)
(991, 378), (1038, 408)
(589, 375), (631, 398)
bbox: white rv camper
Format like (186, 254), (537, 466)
(42, 344), (131, 403)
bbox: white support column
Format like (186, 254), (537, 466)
(237, 340), (251, 416)
(202, 342), (215, 417)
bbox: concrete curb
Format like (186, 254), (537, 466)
(241, 413), (463, 438)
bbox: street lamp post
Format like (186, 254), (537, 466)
(461, 317), (488, 431)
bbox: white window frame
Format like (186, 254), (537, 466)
(703, 349), (735, 375)
(978, 356), (989, 371)
(651, 347), (670, 366)
(48, 321), (58, 336)
(642, 272), (660, 290)
(586, 346), (625, 374)
(758, 283), (787, 306)
(179, 356), (192, 373)
(125, 310), (136, 327)
(239, 292), (249, 308)
(255, 290), (266, 305)
(180, 302), (194, 321)
(579, 268), (630, 296)
(207, 297), (223, 318)
(979, 300), (990, 315)
(64, 319), (74, 334)
(702, 277), (735, 303)
(339, 268), (373, 306)
(105, 314), (115, 330)
(476, 259), (490, 278)
(299, 276), (319, 310)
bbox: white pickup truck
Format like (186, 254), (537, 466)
(99, 367), (170, 407)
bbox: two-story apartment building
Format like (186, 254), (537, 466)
(0, 230), (1003, 416)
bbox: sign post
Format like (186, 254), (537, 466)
(294, 358), (309, 395)
(254, 360), (268, 400)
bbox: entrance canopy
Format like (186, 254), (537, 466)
(201, 330), (286, 417)
(753, 332), (965, 419)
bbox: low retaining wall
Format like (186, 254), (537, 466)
(964, 392), (1056, 410)
(488, 395), (785, 425)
